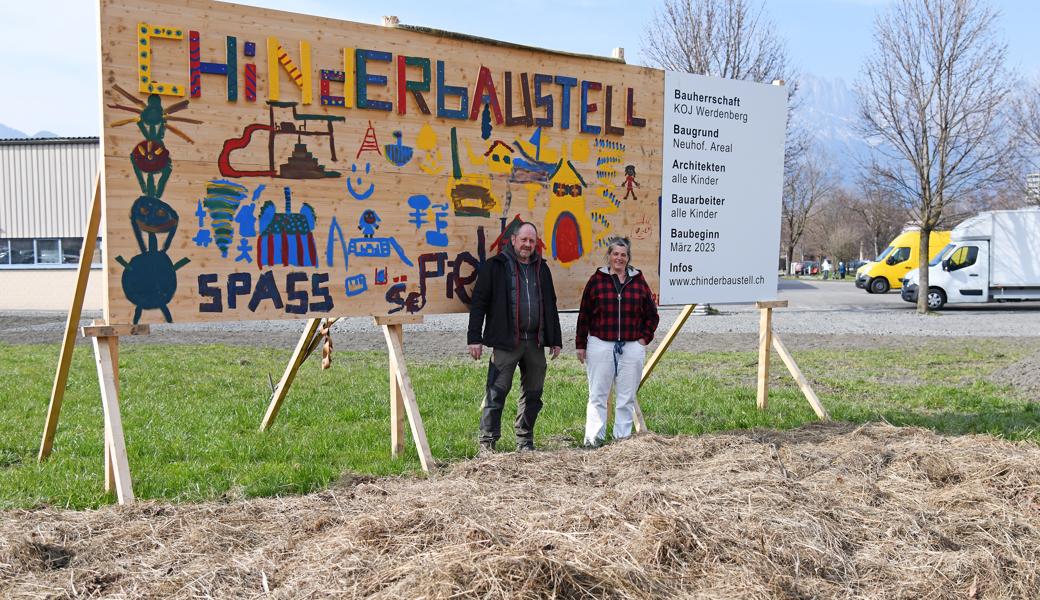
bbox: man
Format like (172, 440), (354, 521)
(467, 222), (562, 453)
(822, 258), (832, 280)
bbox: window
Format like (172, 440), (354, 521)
(888, 247), (911, 264)
(0, 238), (102, 267)
(930, 243), (955, 267)
(947, 246), (979, 271)
(875, 246), (893, 262)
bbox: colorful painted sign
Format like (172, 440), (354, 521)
(100, 0), (664, 323)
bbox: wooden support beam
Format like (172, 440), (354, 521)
(634, 304), (696, 432)
(756, 306), (773, 409)
(771, 332), (830, 421)
(386, 324), (406, 457)
(755, 300), (789, 309)
(40, 175), (102, 462)
(260, 318), (322, 431)
(92, 335), (135, 504)
(379, 319), (436, 473)
(81, 324), (150, 338)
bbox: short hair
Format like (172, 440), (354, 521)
(606, 236), (632, 262)
(514, 221), (538, 238)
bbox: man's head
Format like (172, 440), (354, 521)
(511, 222), (538, 263)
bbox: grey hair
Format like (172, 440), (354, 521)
(515, 221), (538, 238)
(605, 236), (632, 266)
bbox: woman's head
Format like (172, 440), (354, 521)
(606, 236), (632, 272)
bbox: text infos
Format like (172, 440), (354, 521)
(659, 72), (787, 305)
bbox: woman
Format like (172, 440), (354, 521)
(575, 237), (659, 446)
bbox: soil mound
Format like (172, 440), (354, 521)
(989, 349), (1040, 394)
(3, 422), (1040, 598)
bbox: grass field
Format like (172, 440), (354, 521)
(1, 340), (1037, 510)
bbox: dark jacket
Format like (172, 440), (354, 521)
(467, 245), (563, 350)
(575, 266), (659, 350)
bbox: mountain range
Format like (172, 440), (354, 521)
(0, 123), (59, 139)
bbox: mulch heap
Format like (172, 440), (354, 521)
(3, 422), (1040, 599)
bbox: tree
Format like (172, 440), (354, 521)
(856, 0), (1015, 312)
(781, 140), (838, 275)
(1011, 74), (1040, 207)
(848, 164), (906, 258)
(641, 0), (793, 84)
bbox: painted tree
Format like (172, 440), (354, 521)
(856, 0), (1015, 312)
(781, 140), (838, 275)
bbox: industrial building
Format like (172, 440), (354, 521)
(0, 137), (102, 310)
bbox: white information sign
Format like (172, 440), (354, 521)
(660, 71), (787, 305)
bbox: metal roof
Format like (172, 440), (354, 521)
(0, 138), (100, 238)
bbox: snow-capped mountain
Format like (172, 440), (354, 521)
(792, 73), (871, 180)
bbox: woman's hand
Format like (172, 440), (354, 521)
(638, 339), (648, 346)
(576, 349), (586, 364)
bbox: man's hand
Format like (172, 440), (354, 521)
(576, 349), (586, 364)
(550, 346), (561, 360)
(468, 344), (483, 360)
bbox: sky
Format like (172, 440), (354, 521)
(2, 0), (1038, 137)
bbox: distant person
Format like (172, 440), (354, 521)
(839, 262), (847, 279)
(822, 258), (832, 280)
(467, 222), (562, 454)
(575, 237), (660, 447)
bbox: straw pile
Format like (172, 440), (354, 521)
(3, 421), (1040, 599)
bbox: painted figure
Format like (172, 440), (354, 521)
(621, 165), (641, 200)
(359, 209), (381, 237)
(117, 196), (190, 324)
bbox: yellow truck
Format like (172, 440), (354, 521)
(855, 230), (952, 294)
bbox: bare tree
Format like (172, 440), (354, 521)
(1011, 74), (1040, 207)
(641, 0), (792, 84)
(848, 163), (906, 258)
(781, 140), (838, 274)
(856, 0), (1015, 312)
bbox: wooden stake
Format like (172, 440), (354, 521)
(771, 332), (830, 421)
(40, 175), (102, 461)
(376, 315), (436, 473)
(388, 324), (406, 457)
(757, 306), (772, 409)
(260, 318), (322, 431)
(755, 301), (786, 409)
(92, 334), (135, 504)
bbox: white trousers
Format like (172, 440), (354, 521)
(584, 335), (646, 445)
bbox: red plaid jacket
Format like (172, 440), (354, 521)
(575, 267), (659, 349)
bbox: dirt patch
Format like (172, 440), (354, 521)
(3, 422), (1040, 598)
(989, 349), (1040, 395)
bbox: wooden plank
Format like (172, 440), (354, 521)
(260, 318), (322, 431)
(756, 307), (773, 410)
(381, 324), (437, 473)
(98, 0), (665, 325)
(93, 335), (135, 503)
(388, 324), (406, 457)
(40, 176), (102, 461)
(640, 304), (695, 388)
(771, 332), (831, 421)
(81, 324), (150, 338)
(374, 314), (424, 326)
(755, 300), (788, 309)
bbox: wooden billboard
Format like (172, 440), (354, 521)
(98, 0), (665, 324)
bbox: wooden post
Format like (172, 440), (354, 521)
(755, 301), (787, 409)
(260, 318), (322, 431)
(40, 176), (102, 461)
(375, 315), (436, 473)
(387, 323), (406, 457)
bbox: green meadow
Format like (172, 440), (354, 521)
(1, 340), (1036, 510)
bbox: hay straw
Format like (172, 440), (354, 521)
(3, 422), (1040, 598)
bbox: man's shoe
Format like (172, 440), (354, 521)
(517, 440), (536, 452)
(478, 441), (495, 456)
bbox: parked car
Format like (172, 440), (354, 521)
(847, 259), (869, 273)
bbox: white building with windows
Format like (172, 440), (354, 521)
(0, 137), (103, 310)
